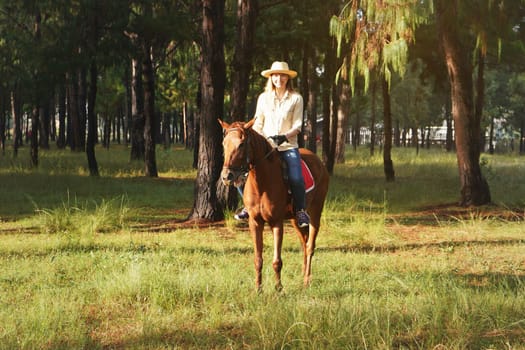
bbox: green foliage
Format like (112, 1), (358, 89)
(96, 65), (127, 117)
(156, 42), (200, 113)
(484, 68), (525, 150)
(391, 58), (435, 130)
(330, 0), (433, 93)
(507, 72), (525, 129)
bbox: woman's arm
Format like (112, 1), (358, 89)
(284, 94), (303, 140)
(252, 94), (265, 135)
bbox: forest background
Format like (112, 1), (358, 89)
(1, 2), (525, 348)
(0, 0), (524, 221)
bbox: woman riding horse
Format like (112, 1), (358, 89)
(220, 117), (329, 291)
(234, 61), (310, 228)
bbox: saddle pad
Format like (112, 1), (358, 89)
(301, 160), (315, 193)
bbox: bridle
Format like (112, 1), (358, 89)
(222, 126), (276, 184)
(222, 127), (251, 182)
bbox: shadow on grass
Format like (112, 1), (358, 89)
(86, 321), (248, 349)
(318, 237), (525, 255)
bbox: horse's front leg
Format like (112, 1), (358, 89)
(249, 217), (265, 292)
(271, 221), (284, 291)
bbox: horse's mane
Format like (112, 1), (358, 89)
(229, 121), (276, 162)
(246, 127), (275, 159)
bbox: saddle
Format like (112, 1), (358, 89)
(281, 159), (315, 193)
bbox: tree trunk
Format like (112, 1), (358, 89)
(189, 0), (227, 221)
(162, 113), (171, 149)
(130, 58), (145, 160)
(412, 126), (419, 155)
(49, 98), (56, 142)
(307, 55), (318, 153)
(11, 89), (23, 156)
(426, 126), (431, 149)
(86, 59), (99, 176)
(78, 67), (87, 150)
(182, 102), (189, 147)
(39, 103), (50, 149)
(116, 107), (122, 144)
(68, 72), (83, 151)
(435, 0), (491, 206)
(230, 0), (257, 121)
(100, 115), (107, 148)
(323, 46), (337, 174)
(0, 92), (6, 154)
(321, 78), (332, 167)
(445, 95), (454, 151)
(335, 81), (350, 163)
(326, 80), (339, 175)
(370, 79), (377, 156)
(394, 119), (401, 148)
(475, 50), (486, 153)
(30, 10), (41, 167)
(57, 83), (67, 149)
(382, 79), (395, 182)
(352, 108), (360, 152)
(30, 107), (39, 167)
(520, 119), (525, 154)
(112, 113), (116, 142)
(142, 37), (158, 177)
(488, 115), (494, 154)
(298, 43), (309, 149)
(123, 67), (131, 145)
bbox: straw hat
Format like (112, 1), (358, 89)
(261, 61), (297, 79)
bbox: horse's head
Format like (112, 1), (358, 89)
(219, 118), (256, 187)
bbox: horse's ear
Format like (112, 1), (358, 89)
(218, 119), (229, 130)
(244, 118), (255, 129)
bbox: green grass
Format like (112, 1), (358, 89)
(0, 144), (524, 349)
(0, 145), (194, 220)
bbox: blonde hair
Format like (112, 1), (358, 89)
(264, 75), (294, 93)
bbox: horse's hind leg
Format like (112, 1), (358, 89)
(271, 223), (284, 291)
(293, 225), (308, 276)
(304, 224), (318, 286)
(295, 211), (320, 287)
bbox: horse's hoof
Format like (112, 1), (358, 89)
(275, 283), (283, 292)
(303, 277), (312, 287)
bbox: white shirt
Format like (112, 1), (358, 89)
(252, 90), (304, 151)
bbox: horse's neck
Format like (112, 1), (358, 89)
(248, 132), (285, 192)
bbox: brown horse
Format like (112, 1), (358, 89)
(219, 118), (329, 291)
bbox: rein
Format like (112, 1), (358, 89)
(223, 127), (276, 176)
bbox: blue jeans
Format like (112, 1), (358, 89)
(280, 148), (306, 212)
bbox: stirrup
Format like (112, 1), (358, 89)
(234, 208), (249, 220)
(296, 209), (310, 228)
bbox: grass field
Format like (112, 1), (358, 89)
(0, 145), (524, 349)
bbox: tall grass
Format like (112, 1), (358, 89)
(0, 144), (524, 349)
(34, 194), (131, 249)
(1, 228), (523, 349)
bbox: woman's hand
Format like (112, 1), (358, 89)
(269, 135), (288, 146)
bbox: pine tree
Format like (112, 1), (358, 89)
(330, 0), (431, 181)
(188, 0), (227, 221)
